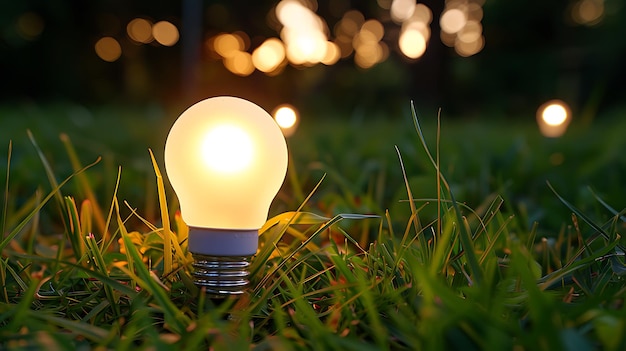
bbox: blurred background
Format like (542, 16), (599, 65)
(1, 0), (626, 235)
(2, 0), (625, 119)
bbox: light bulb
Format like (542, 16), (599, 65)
(164, 96), (288, 296)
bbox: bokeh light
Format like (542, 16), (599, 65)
(273, 104), (299, 137)
(283, 29), (327, 65)
(252, 38), (286, 73)
(197, 0), (486, 75)
(543, 104), (568, 126)
(439, 0), (485, 57)
(455, 35), (484, 57)
(361, 19), (385, 42)
(377, 0), (393, 10)
(16, 12), (44, 40)
(127, 18), (153, 44)
(353, 18), (386, 68)
(209, 32), (258, 74)
(152, 21), (179, 46)
(399, 4), (432, 60)
(95, 37), (122, 62)
(322, 41), (341, 65)
(213, 33), (245, 58)
(390, 0), (417, 24)
(571, 0), (605, 26)
(412, 3), (433, 24)
(440, 8), (467, 34)
(276, 0), (332, 66)
(399, 29), (427, 59)
(333, 10), (364, 58)
(224, 51), (255, 76)
(537, 100), (572, 137)
(457, 20), (482, 43)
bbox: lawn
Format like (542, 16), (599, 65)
(1, 101), (625, 350)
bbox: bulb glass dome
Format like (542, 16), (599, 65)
(164, 96), (288, 232)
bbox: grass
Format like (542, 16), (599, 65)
(1, 101), (626, 350)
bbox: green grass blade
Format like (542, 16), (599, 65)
(394, 146), (428, 260)
(547, 181), (625, 252)
(84, 232), (120, 316)
(27, 129), (68, 225)
(116, 198), (190, 334)
(587, 186), (626, 223)
(251, 174), (327, 279)
(409, 104), (483, 285)
(1, 140), (10, 240)
(60, 133), (107, 236)
(64, 196), (86, 261)
(148, 149), (173, 277)
(34, 313), (111, 342)
(3, 277), (39, 331)
(253, 213), (376, 296)
(0, 158), (100, 252)
(101, 166), (122, 251)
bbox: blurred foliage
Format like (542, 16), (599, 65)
(2, 101), (626, 237)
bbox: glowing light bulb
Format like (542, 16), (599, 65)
(164, 96), (288, 295)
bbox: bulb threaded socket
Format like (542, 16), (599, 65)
(191, 253), (252, 296)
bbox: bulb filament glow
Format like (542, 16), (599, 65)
(201, 125), (254, 173)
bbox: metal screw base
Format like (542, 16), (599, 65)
(191, 253), (252, 297)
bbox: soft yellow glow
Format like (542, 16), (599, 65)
(572, 0), (604, 25)
(274, 106), (297, 129)
(276, 0), (330, 65)
(127, 18), (153, 44)
(330, 10), (365, 64)
(537, 100), (572, 137)
(377, 0), (392, 10)
(351, 18), (386, 68)
(213, 33), (245, 58)
(457, 20), (482, 43)
(16, 12), (44, 40)
(276, 0), (318, 30)
(361, 19), (384, 42)
(252, 38), (286, 73)
(391, 0), (417, 23)
(355, 41), (383, 68)
(273, 104), (299, 137)
(412, 4), (433, 24)
(542, 104), (568, 126)
(334, 35), (354, 58)
(283, 28), (327, 65)
(338, 10), (364, 36)
(467, 2), (484, 21)
(398, 4), (431, 60)
(95, 37), (122, 62)
(440, 8), (467, 34)
(164, 96), (288, 230)
(201, 125), (254, 173)
(454, 35), (484, 57)
(321, 41), (340, 65)
(399, 28), (427, 59)
(224, 51), (254, 76)
(403, 15), (431, 37)
(152, 21), (179, 46)
(440, 30), (456, 47)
